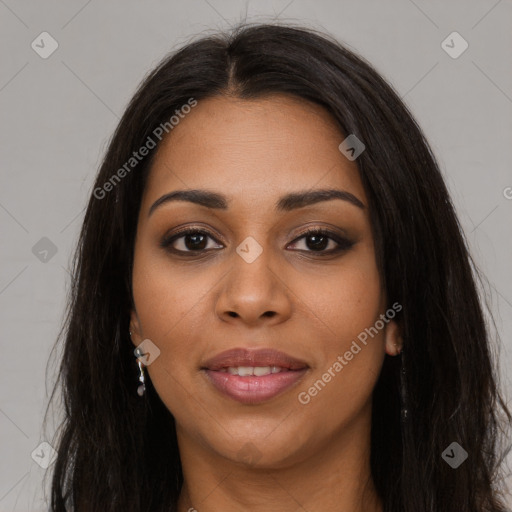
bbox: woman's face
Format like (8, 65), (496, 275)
(130, 94), (401, 467)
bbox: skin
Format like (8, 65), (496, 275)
(130, 94), (402, 512)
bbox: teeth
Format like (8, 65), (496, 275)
(254, 366), (271, 376)
(222, 366), (289, 376)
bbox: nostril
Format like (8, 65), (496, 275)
(263, 311), (276, 318)
(228, 311), (238, 318)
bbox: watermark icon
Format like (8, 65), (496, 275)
(236, 442), (263, 465)
(503, 187), (512, 200)
(94, 98), (197, 200)
(442, 442), (468, 468)
(134, 339), (161, 366)
(236, 236), (263, 263)
(297, 302), (402, 405)
(441, 32), (468, 59)
(32, 237), (58, 263)
(338, 134), (365, 161)
(31, 441), (57, 469)
(31, 32), (59, 59)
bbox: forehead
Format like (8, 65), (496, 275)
(140, 94), (366, 214)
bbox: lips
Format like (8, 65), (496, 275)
(201, 348), (308, 371)
(201, 348), (309, 404)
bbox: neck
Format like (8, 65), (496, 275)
(175, 405), (382, 512)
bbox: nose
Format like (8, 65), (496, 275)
(215, 249), (293, 327)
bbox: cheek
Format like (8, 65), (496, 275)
(293, 249), (385, 420)
(132, 245), (209, 337)
(297, 247), (384, 340)
(131, 249), (208, 394)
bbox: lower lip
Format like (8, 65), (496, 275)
(203, 369), (308, 404)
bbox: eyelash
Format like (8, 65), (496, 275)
(160, 227), (355, 257)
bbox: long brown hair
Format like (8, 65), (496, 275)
(45, 23), (512, 511)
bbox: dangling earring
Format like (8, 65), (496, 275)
(399, 344), (408, 423)
(131, 330), (146, 397)
(136, 359), (146, 396)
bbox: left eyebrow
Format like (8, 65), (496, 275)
(147, 187), (365, 218)
(275, 188), (365, 211)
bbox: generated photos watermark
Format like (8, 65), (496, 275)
(93, 97), (198, 200)
(297, 302), (402, 405)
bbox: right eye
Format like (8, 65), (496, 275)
(160, 228), (224, 255)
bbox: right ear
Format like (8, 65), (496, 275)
(129, 309), (143, 347)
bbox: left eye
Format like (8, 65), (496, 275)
(288, 230), (353, 253)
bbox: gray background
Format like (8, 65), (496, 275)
(1, 0), (511, 510)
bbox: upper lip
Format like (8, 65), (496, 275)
(202, 348), (309, 371)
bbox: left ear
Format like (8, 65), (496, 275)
(384, 319), (403, 356)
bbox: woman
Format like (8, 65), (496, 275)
(46, 23), (512, 511)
